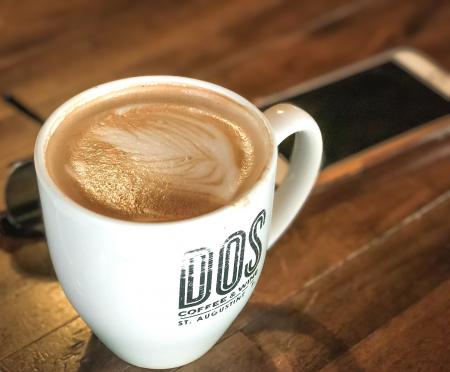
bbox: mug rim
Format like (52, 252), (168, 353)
(34, 75), (277, 227)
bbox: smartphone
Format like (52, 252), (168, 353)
(259, 47), (449, 171)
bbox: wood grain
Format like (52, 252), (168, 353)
(1, 318), (89, 372)
(0, 0), (448, 117)
(241, 191), (450, 371)
(321, 279), (450, 371)
(2, 119), (449, 370)
(0, 0), (448, 370)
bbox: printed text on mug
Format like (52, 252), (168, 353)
(178, 210), (266, 325)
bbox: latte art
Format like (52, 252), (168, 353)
(46, 84), (269, 222)
(67, 105), (253, 220)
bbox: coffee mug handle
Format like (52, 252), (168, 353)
(264, 103), (323, 249)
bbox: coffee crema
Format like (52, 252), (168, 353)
(45, 84), (271, 222)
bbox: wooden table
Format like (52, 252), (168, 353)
(0, 1), (449, 371)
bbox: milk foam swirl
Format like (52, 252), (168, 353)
(66, 104), (254, 221)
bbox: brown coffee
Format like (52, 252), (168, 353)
(45, 84), (271, 222)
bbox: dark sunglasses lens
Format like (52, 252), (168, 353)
(5, 160), (43, 235)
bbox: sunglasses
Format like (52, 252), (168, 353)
(1, 159), (44, 238)
(1, 94), (44, 238)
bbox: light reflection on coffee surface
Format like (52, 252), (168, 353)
(46, 84), (270, 221)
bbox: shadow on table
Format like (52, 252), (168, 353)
(242, 302), (364, 371)
(0, 236), (56, 279)
(78, 302), (362, 372)
(79, 335), (166, 372)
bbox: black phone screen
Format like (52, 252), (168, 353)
(265, 62), (449, 166)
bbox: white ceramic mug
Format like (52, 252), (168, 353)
(34, 76), (322, 369)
